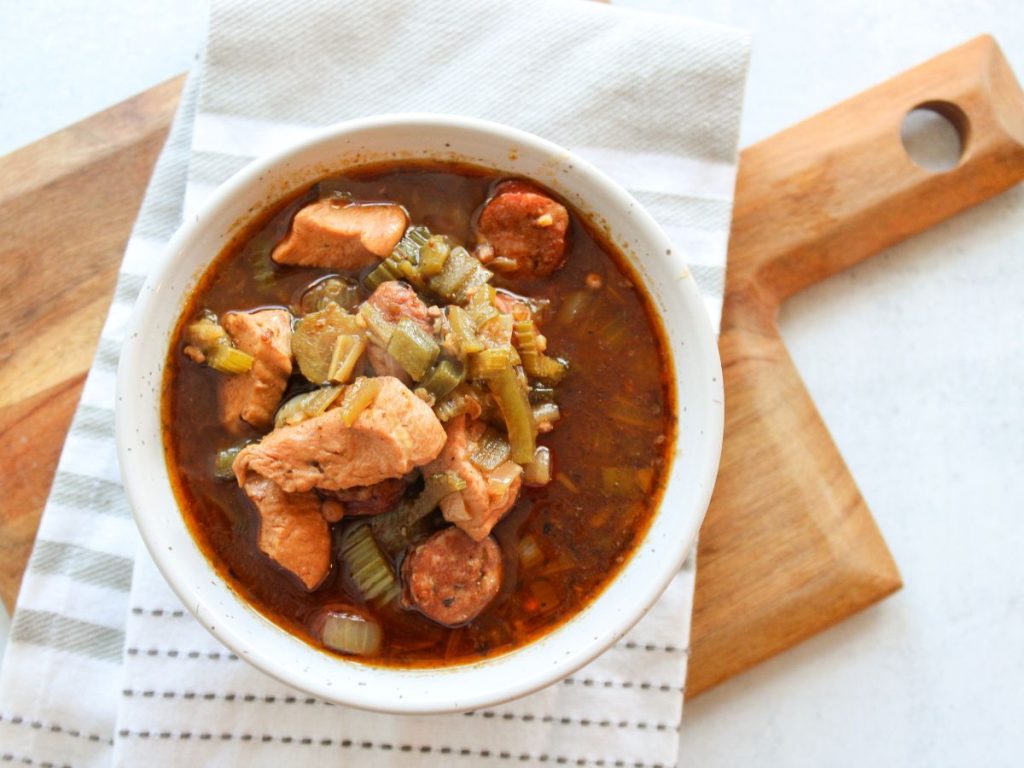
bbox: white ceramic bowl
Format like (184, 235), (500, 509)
(116, 114), (723, 714)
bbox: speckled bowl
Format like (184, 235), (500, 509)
(115, 114), (723, 714)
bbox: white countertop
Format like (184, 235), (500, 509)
(3, 1), (1022, 764)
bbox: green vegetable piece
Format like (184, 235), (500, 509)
(339, 525), (400, 605)
(293, 303), (362, 384)
(363, 257), (404, 291)
(357, 302), (396, 346)
(469, 428), (512, 472)
(370, 472), (467, 556)
(274, 385), (343, 428)
(447, 306), (485, 355)
(206, 345), (254, 375)
(328, 334), (366, 384)
(212, 444), (245, 480)
(428, 246), (488, 302)
(488, 368), (536, 463)
(420, 359), (465, 400)
(514, 318), (569, 383)
(337, 377), (382, 427)
(297, 276), (360, 314)
(386, 318), (440, 380)
(419, 235), (451, 277)
(468, 347), (514, 379)
(320, 611), (382, 656)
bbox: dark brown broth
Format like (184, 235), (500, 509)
(163, 162), (675, 666)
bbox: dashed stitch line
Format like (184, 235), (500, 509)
(124, 647), (238, 661)
(0, 753), (72, 768)
(121, 689), (328, 706)
(614, 641), (687, 654)
(129, 607), (187, 618)
(562, 676), (683, 693)
(114, 730), (667, 766)
(0, 713), (111, 744)
(463, 710), (677, 733)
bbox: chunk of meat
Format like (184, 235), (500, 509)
(365, 281), (432, 382)
(242, 474), (330, 590)
(233, 376), (445, 493)
(272, 200), (408, 270)
(424, 416), (523, 541)
(220, 309), (293, 433)
(476, 181), (569, 278)
(323, 477), (408, 516)
(402, 527), (503, 626)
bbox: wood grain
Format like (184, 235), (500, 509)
(0, 75), (186, 608)
(687, 34), (1024, 695)
(0, 36), (1021, 697)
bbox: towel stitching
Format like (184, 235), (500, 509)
(563, 676), (683, 693)
(0, 714), (111, 745)
(0, 753), (72, 768)
(124, 647), (238, 661)
(114, 730), (668, 766)
(463, 711), (678, 733)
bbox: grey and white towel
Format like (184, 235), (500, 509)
(0, 2), (749, 766)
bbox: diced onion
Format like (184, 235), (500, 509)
(487, 460), (523, 497)
(516, 535), (544, 570)
(524, 446), (552, 487)
(321, 611), (382, 656)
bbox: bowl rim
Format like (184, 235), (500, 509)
(116, 112), (724, 714)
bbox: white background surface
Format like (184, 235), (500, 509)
(2, 1), (1022, 765)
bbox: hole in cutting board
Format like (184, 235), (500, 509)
(900, 101), (968, 172)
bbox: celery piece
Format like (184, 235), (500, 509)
(293, 303), (362, 384)
(447, 306), (485, 355)
(419, 235), (451, 277)
(338, 377), (383, 427)
(213, 445), (245, 480)
(328, 334), (366, 384)
(274, 385), (344, 428)
(428, 246), (478, 301)
(393, 226), (431, 261)
(206, 345), (254, 375)
(456, 262), (494, 304)
(339, 524), (400, 605)
(370, 471), (467, 556)
(386, 318), (440, 380)
(420, 359), (465, 400)
(469, 428), (512, 471)
(488, 368), (536, 463)
(297, 275), (360, 314)
(363, 257), (404, 291)
(467, 284), (499, 327)
(357, 302), (396, 346)
(513, 318), (569, 383)
(468, 347), (514, 379)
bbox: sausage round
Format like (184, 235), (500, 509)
(477, 181), (569, 278)
(401, 526), (503, 626)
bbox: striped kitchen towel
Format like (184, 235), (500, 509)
(0, 2), (749, 766)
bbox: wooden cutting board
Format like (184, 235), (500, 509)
(1, 35), (1021, 698)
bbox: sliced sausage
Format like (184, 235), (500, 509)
(233, 376), (446, 493)
(323, 477), (408, 516)
(242, 473), (330, 591)
(365, 281), (432, 382)
(424, 416), (522, 541)
(476, 181), (569, 278)
(220, 309), (292, 433)
(402, 526), (503, 626)
(272, 200), (408, 270)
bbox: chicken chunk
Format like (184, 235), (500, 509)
(364, 281), (432, 382)
(402, 526), (503, 626)
(272, 200), (408, 270)
(424, 416), (523, 541)
(233, 376), (446, 493)
(242, 474), (330, 590)
(476, 181), (569, 278)
(220, 309), (293, 433)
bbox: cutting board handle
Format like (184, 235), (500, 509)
(728, 34), (1024, 302)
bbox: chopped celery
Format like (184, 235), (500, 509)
(419, 235), (451, 276)
(274, 385), (344, 428)
(447, 306), (485, 355)
(428, 246), (491, 303)
(468, 346), (514, 379)
(433, 386), (484, 422)
(206, 345), (254, 375)
(364, 226), (432, 291)
(420, 358), (465, 400)
(339, 524), (399, 605)
(386, 318), (440, 380)
(337, 377), (382, 426)
(328, 334), (366, 383)
(478, 313), (514, 347)
(469, 429), (512, 471)
(488, 368), (536, 463)
(513, 318), (569, 383)
(320, 611), (382, 656)
(394, 226), (431, 260)
(370, 472), (467, 556)
(363, 256), (404, 291)
(467, 285), (499, 327)
(293, 303), (362, 384)
(213, 444), (245, 480)
(297, 275), (360, 314)
(524, 446), (552, 486)
(357, 302), (396, 346)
